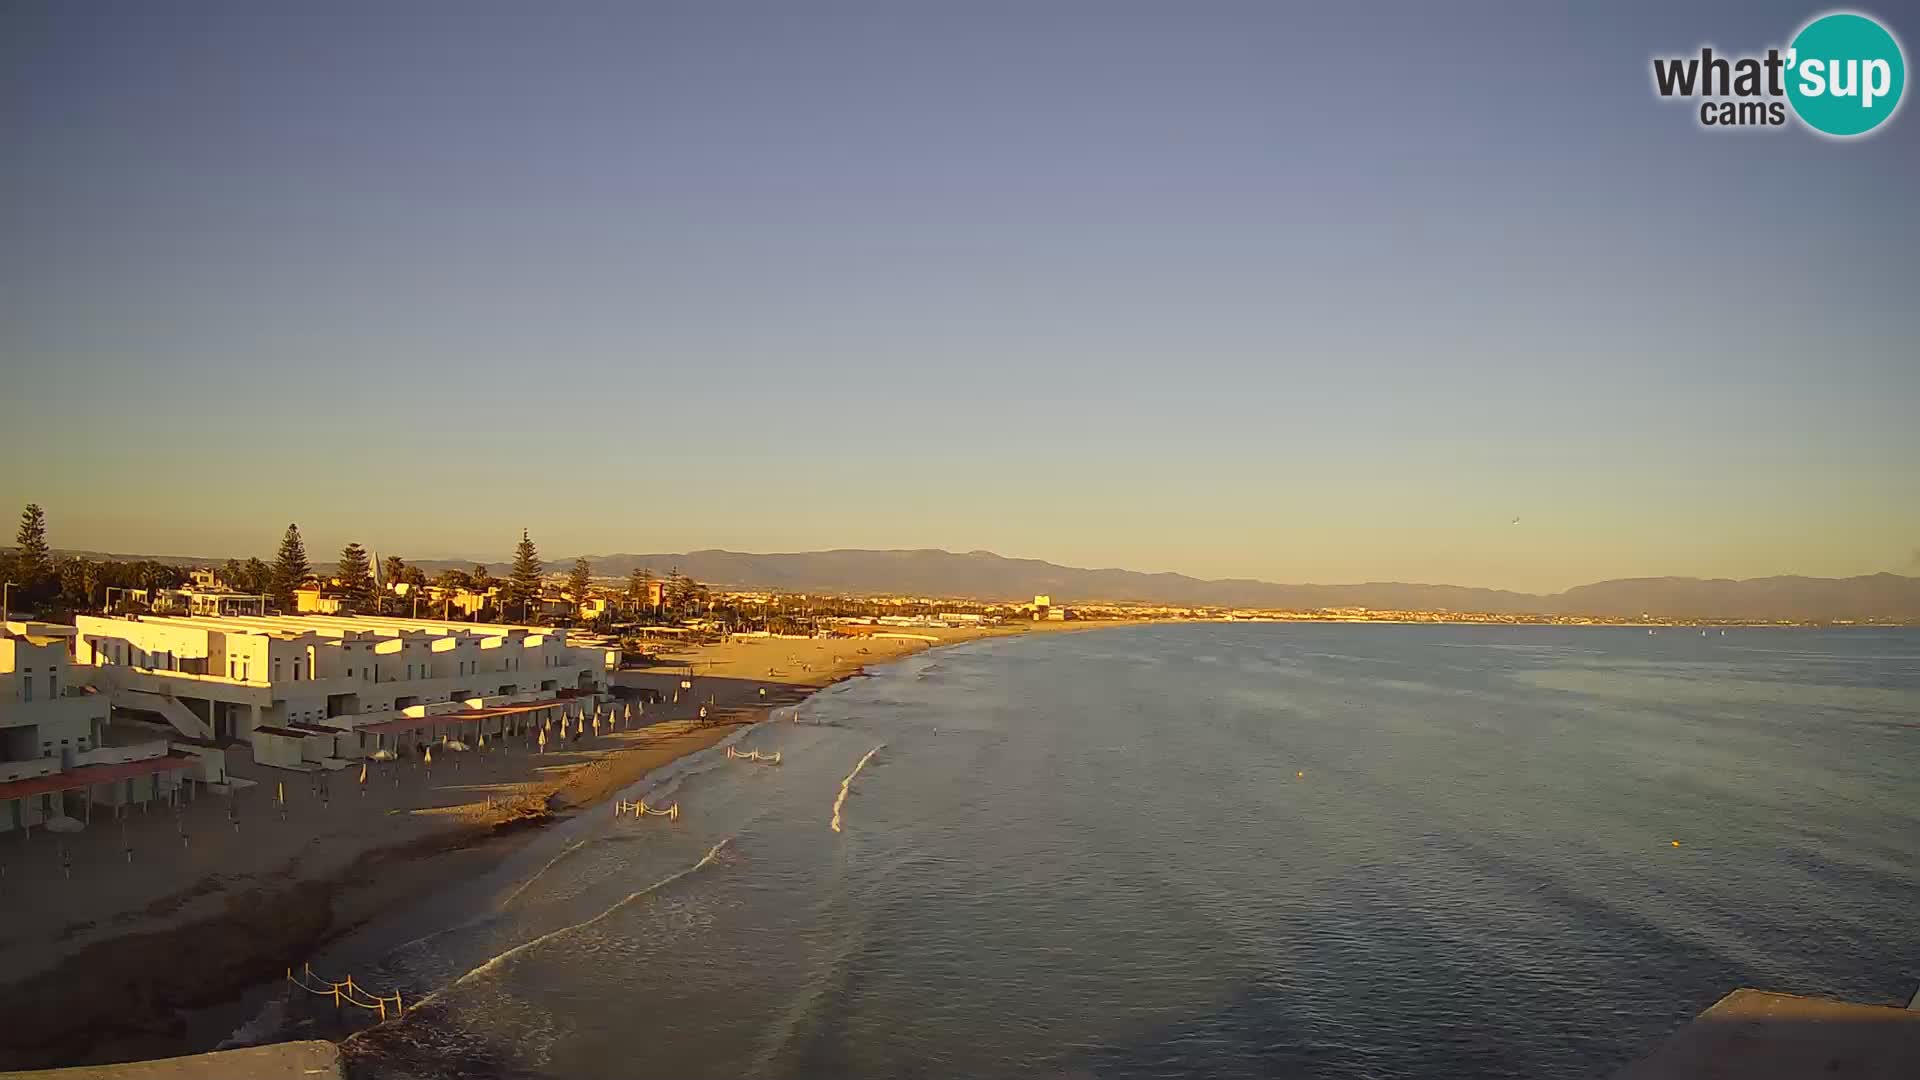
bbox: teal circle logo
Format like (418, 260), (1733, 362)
(1786, 12), (1906, 136)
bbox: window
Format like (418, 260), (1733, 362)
(293, 659), (302, 681)
(275, 659), (283, 680)
(49, 672), (59, 698)
(407, 664), (414, 680)
(22, 677), (32, 703)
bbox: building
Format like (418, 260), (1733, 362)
(72, 613), (615, 756)
(530, 595), (576, 621)
(2, 621), (202, 833)
(293, 587), (347, 615)
(2, 621), (110, 780)
(421, 583), (497, 619)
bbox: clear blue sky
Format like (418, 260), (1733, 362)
(3, 1), (1915, 592)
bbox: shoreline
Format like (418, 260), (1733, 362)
(0, 620), (1106, 1072)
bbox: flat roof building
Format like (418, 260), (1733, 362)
(73, 613), (616, 750)
(2, 621), (196, 833)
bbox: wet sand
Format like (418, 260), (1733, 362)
(0, 620), (1108, 1070)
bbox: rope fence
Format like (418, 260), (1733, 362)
(614, 798), (681, 821)
(287, 962), (405, 1021)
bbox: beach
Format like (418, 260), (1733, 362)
(0, 621), (1091, 1071)
(334, 622), (1920, 1080)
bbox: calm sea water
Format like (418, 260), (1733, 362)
(318, 624), (1919, 1079)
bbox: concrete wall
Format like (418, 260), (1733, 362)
(252, 731), (305, 771)
(0, 695), (104, 757)
(169, 743), (227, 784)
(69, 740), (170, 768)
(0, 755), (60, 785)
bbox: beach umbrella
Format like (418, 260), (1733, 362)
(445, 739), (470, 752)
(424, 746), (432, 766)
(370, 748), (397, 762)
(479, 733), (487, 749)
(359, 762), (368, 785)
(538, 728), (547, 752)
(277, 781), (285, 804)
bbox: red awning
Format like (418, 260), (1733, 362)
(0, 752), (197, 802)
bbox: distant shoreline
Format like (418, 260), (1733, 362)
(22, 544), (1917, 624)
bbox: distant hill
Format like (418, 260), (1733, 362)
(34, 545), (1918, 621)
(407, 548), (1916, 622)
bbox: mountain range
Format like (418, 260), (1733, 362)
(32, 546), (1918, 621)
(470, 549), (1915, 622)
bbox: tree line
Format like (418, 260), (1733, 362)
(0, 504), (713, 629)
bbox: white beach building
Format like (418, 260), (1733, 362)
(70, 613), (617, 767)
(1, 621), (201, 833)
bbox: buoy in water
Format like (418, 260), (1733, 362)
(1296, 771), (1304, 779)
(1671, 840), (1681, 847)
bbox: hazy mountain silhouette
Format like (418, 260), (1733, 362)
(36, 546), (1917, 621)
(492, 549), (1910, 621)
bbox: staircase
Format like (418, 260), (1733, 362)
(117, 688), (215, 741)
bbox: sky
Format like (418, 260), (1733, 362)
(2, 1), (1915, 593)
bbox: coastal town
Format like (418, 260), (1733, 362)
(0, 504), (1109, 1069)
(8, 2), (1915, 1074)
(4, 496), (1905, 848)
(0, 500), (1910, 1068)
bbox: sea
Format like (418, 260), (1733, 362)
(278, 623), (1918, 1079)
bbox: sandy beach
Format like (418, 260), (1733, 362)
(0, 620), (1101, 1070)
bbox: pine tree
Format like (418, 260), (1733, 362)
(665, 568), (699, 619)
(625, 567), (651, 614)
(508, 529), (543, 621)
(271, 524), (311, 613)
(338, 542), (376, 613)
(13, 503), (53, 601)
(567, 557), (593, 610)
